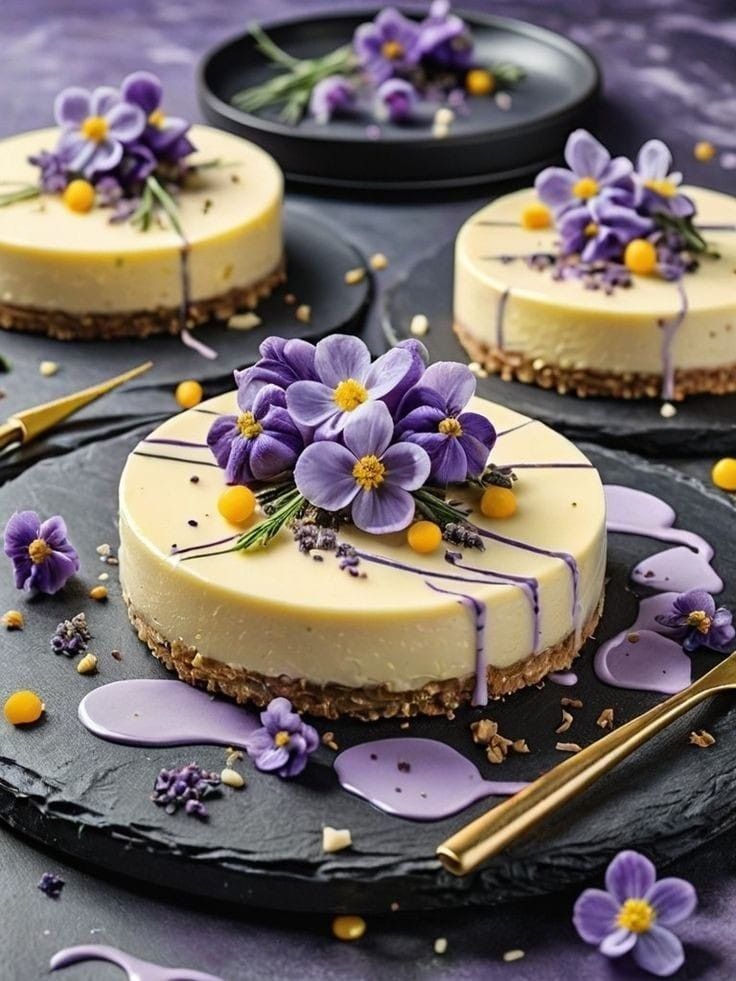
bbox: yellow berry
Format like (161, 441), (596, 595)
(62, 179), (96, 213)
(694, 140), (716, 163)
(2, 610), (24, 630)
(465, 69), (495, 96)
(4, 690), (44, 726)
(520, 202), (552, 230)
(480, 486), (517, 519)
(89, 585), (108, 601)
(175, 380), (203, 409)
(407, 520), (443, 554)
(712, 457), (736, 492)
(624, 239), (658, 275)
(332, 915), (366, 941)
(218, 485), (256, 524)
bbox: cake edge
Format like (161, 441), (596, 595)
(125, 592), (604, 722)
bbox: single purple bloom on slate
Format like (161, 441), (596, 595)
(207, 383), (303, 486)
(558, 191), (653, 262)
(353, 7), (423, 84)
(309, 75), (356, 124)
(295, 400), (430, 534)
(3, 511), (80, 594)
(418, 0), (474, 69)
(373, 78), (418, 123)
(121, 70), (195, 163)
(655, 588), (735, 653)
(54, 84), (145, 177)
(634, 138), (695, 219)
(235, 336), (318, 404)
(574, 850), (696, 977)
(246, 697), (319, 778)
(38, 872), (65, 899)
(286, 334), (413, 440)
(535, 129), (633, 215)
(395, 361), (496, 484)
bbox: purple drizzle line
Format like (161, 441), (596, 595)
(495, 287), (510, 350)
(171, 534), (238, 557)
(178, 241), (217, 360)
(494, 419), (535, 439)
(143, 437), (209, 449)
(50, 944), (222, 981)
(334, 737), (528, 822)
(503, 462), (594, 470)
(660, 280), (689, 402)
(427, 582), (487, 705)
(132, 450), (218, 468)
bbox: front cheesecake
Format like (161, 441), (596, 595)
(119, 361), (606, 720)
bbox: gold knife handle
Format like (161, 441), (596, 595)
(437, 675), (721, 876)
(0, 420), (24, 451)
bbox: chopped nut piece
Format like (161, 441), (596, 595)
(556, 741), (582, 753)
(432, 123), (450, 140)
(344, 267), (366, 285)
(561, 697), (583, 709)
(503, 949), (525, 963)
(98, 572), (109, 581)
(76, 653), (98, 675)
(471, 718), (498, 744)
(322, 731), (339, 751)
(89, 585), (108, 601)
(295, 304), (311, 324)
(660, 401), (677, 419)
(512, 739), (530, 754)
(96, 543), (112, 557)
(434, 107), (455, 126)
(487, 744), (505, 764)
(597, 708), (615, 729)
(556, 709), (573, 734)
(39, 360), (59, 377)
(2, 610), (24, 630)
(227, 312), (262, 331)
(369, 252), (389, 270)
(689, 729), (715, 748)
(322, 826), (352, 853)
(220, 767), (246, 788)
(399, 721), (410, 730)
(468, 361), (489, 379)
(410, 313), (429, 337)
(434, 938), (448, 955)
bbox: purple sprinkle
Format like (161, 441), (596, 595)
(38, 872), (65, 898)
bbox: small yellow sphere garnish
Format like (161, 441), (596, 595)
(572, 176), (599, 200)
(694, 140), (716, 163)
(480, 486), (517, 519)
(407, 520), (443, 554)
(218, 485), (256, 524)
(62, 179), (96, 214)
(332, 915), (366, 942)
(4, 690), (44, 726)
(624, 238), (658, 275)
(712, 457), (736, 492)
(175, 380), (203, 409)
(520, 202), (551, 230)
(465, 68), (495, 96)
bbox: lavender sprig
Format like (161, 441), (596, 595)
(51, 612), (90, 657)
(0, 182), (41, 208)
(151, 762), (221, 818)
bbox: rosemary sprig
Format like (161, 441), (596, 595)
(0, 182), (41, 208)
(412, 487), (472, 526)
(655, 212), (716, 257)
(130, 179), (154, 232)
(235, 489), (307, 551)
(146, 173), (185, 237)
(487, 63), (526, 88)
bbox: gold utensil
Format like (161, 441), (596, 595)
(437, 651), (736, 876)
(0, 361), (153, 452)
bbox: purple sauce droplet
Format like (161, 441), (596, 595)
(50, 944), (222, 981)
(547, 671), (578, 687)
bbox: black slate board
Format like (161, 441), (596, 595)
(0, 432), (735, 914)
(383, 239), (736, 457)
(198, 7), (600, 191)
(0, 205), (371, 484)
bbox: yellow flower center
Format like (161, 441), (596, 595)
(352, 454), (386, 491)
(81, 115), (109, 142)
(572, 176), (599, 200)
(28, 539), (52, 565)
(274, 731), (291, 748)
(687, 610), (712, 634)
(617, 898), (656, 934)
(381, 40), (405, 60)
(148, 108), (166, 128)
(237, 411), (263, 439)
(333, 378), (369, 413)
(584, 221), (599, 238)
(644, 178), (677, 198)
(438, 417), (463, 437)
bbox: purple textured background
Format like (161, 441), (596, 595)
(1, 1), (736, 979)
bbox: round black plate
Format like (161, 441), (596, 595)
(197, 7), (600, 191)
(1, 432), (735, 913)
(0, 205), (370, 483)
(383, 238), (736, 457)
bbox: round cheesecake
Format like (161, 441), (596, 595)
(454, 187), (736, 399)
(119, 392), (606, 720)
(0, 125), (284, 339)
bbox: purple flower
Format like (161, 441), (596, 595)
(54, 84), (145, 177)
(207, 384), (303, 486)
(121, 71), (195, 164)
(235, 336), (318, 405)
(3, 511), (79, 595)
(286, 334), (414, 440)
(383, 338), (429, 412)
(27, 148), (72, 193)
(655, 589), (735, 653)
(558, 191), (653, 262)
(418, 0), (474, 69)
(635, 139), (695, 219)
(535, 129), (633, 215)
(246, 697), (319, 778)
(309, 75), (356, 124)
(395, 362), (496, 484)
(152, 762), (220, 817)
(295, 400), (430, 534)
(373, 78), (418, 123)
(574, 850), (696, 977)
(353, 7), (423, 84)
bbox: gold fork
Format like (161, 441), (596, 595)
(437, 651), (736, 876)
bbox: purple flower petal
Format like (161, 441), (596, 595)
(631, 925), (685, 977)
(314, 334), (371, 389)
(414, 430), (468, 484)
(637, 139), (672, 181)
(364, 346), (413, 400)
(121, 70), (163, 115)
(105, 101), (146, 143)
(253, 743), (291, 772)
(601, 155), (634, 188)
(674, 589), (716, 617)
(373, 78), (418, 123)
(605, 850), (657, 903)
(262, 696), (301, 732)
(572, 888), (619, 944)
(86, 139), (123, 176)
(646, 877), (697, 926)
(351, 483), (416, 534)
(287, 381), (340, 428)
(381, 442), (431, 491)
(535, 167), (576, 210)
(294, 442), (358, 511)
(417, 362), (476, 415)
(458, 432), (492, 478)
(224, 437), (253, 485)
(248, 434), (298, 482)
(309, 75), (356, 123)
(90, 86), (120, 118)
(599, 927), (637, 958)
(342, 401), (394, 458)
(54, 87), (91, 128)
(566, 129), (610, 179)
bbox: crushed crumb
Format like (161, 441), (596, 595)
(561, 697), (583, 709)
(468, 361), (489, 379)
(689, 729), (715, 748)
(369, 252), (389, 270)
(627, 633), (640, 643)
(225, 748), (243, 768)
(390, 901), (400, 912)
(410, 313), (429, 337)
(434, 937), (448, 955)
(96, 543), (112, 557)
(220, 767), (246, 788)
(512, 739), (530, 754)
(432, 122), (450, 139)
(98, 572), (109, 581)
(192, 652), (204, 668)
(88, 585), (108, 602)
(2, 610), (24, 630)
(434, 107), (455, 126)
(110, 649), (122, 661)
(400, 721), (410, 730)
(322, 826), (352, 853)
(660, 402), (677, 419)
(597, 708), (615, 729)
(295, 304), (311, 324)
(322, 731), (339, 751)
(556, 709), (573, 734)
(471, 718), (519, 764)
(227, 312), (262, 331)
(76, 653), (98, 675)
(39, 360), (59, 377)
(471, 718), (498, 744)
(344, 267), (366, 285)
(284, 292), (297, 305)
(502, 949), (525, 962)
(556, 741), (582, 754)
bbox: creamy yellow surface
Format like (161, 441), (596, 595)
(454, 187), (736, 376)
(0, 126), (282, 313)
(119, 393), (607, 692)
